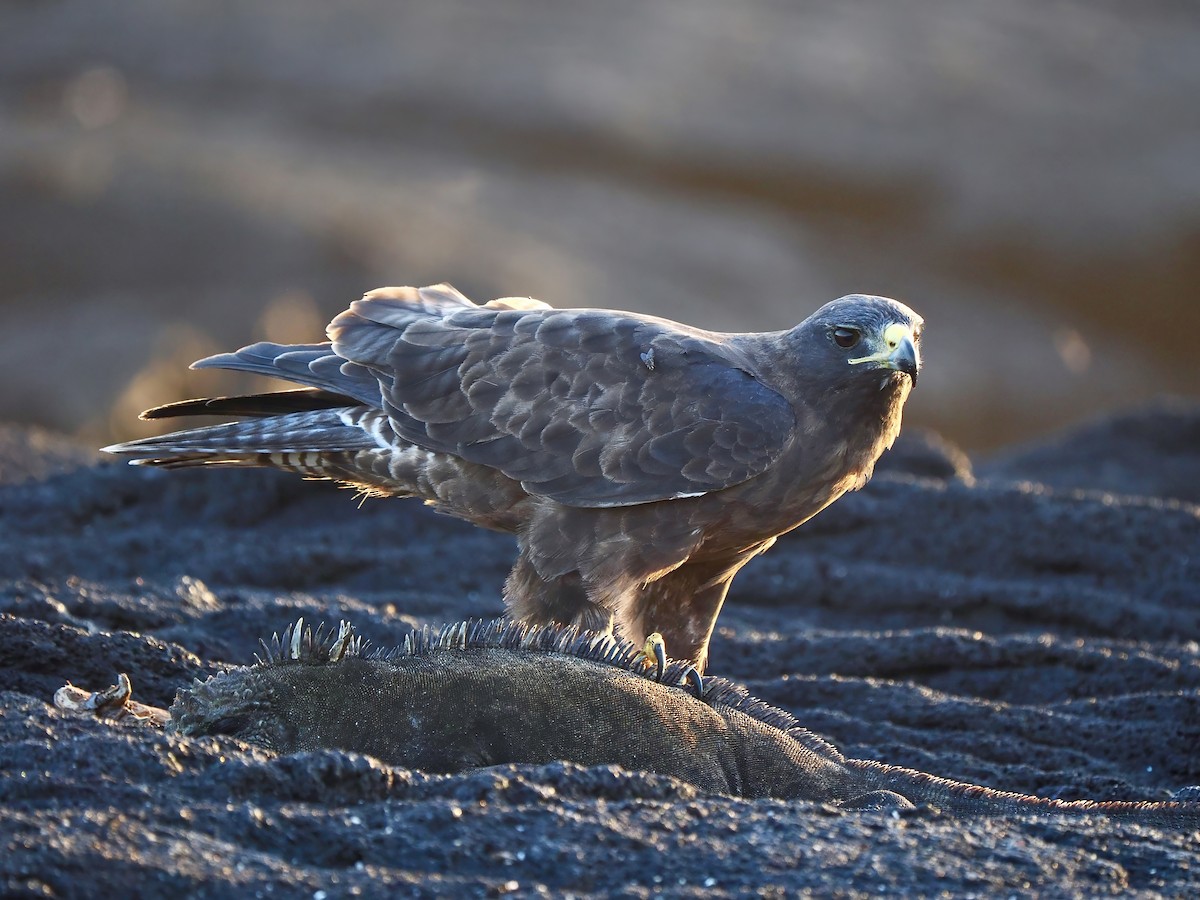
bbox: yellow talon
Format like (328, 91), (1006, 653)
(634, 632), (668, 682)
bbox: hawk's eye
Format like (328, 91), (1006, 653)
(832, 327), (861, 349)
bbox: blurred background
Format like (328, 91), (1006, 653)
(1, 1), (1197, 452)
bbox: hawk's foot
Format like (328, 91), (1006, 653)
(633, 632), (668, 682)
(632, 632), (705, 697)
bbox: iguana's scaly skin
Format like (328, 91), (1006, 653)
(144, 619), (1199, 821)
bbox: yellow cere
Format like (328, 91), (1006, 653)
(849, 323), (915, 366)
(883, 323), (910, 351)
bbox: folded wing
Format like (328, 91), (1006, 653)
(326, 288), (797, 507)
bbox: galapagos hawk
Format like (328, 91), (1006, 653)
(104, 284), (922, 670)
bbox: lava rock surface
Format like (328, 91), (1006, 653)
(2, 403), (1199, 897)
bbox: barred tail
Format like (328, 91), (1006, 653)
(101, 409), (381, 471)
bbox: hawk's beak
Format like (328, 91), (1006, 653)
(849, 324), (920, 383)
(889, 334), (919, 383)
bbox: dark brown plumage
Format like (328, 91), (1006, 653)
(104, 284), (922, 670)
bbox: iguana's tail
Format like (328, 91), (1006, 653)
(847, 758), (1200, 825)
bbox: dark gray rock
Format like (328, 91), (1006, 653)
(2, 406), (1199, 896)
(981, 398), (1200, 505)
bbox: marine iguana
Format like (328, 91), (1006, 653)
(101, 284), (922, 670)
(56, 619), (1200, 822)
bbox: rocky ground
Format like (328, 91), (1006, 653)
(1, 400), (1198, 897)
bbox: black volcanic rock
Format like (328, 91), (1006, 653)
(981, 398), (1200, 504)
(2, 405), (1199, 897)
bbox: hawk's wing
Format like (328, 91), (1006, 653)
(328, 287), (796, 508)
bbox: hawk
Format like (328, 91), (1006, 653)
(104, 284), (922, 670)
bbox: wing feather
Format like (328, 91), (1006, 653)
(191, 342), (384, 408)
(189, 285), (797, 508)
(330, 292), (797, 507)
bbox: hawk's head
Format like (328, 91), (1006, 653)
(790, 294), (922, 392)
(778, 293), (924, 471)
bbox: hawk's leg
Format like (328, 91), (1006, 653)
(636, 545), (771, 672)
(638, 571), (734, 674)
(505, 556), (613, 633)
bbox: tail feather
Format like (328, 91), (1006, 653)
(102, 409), (381, 469)
(122, 452), (290, 470)
(106, 284), (499, 472)
(140, 388), (355, 421)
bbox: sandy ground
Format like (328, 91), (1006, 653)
(1, 401), (1199, 897)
